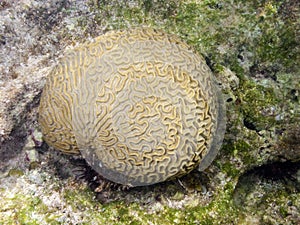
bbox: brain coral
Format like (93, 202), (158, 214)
(39, 28), (226, 187)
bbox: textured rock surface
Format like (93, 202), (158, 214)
(0, 0), (299, 224)
(39, 28), (225, 186)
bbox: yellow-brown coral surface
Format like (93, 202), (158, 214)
(39, 28), (225, 186)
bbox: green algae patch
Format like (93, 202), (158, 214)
(92, 185), (240, 225)
(1, 176), (297, 224)
(0, 192), (53, 224)
(0, 172), (242, 225)
(7, 168), (24, 177)
(183, 185), (240, 224)
(237, 79), (279, 131)
(63, 186), (97, 211)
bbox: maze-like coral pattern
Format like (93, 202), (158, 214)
(39, 28), (225, 186)
(39, 59), (80, 154)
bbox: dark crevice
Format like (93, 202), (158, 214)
(0, 89), (42, 171)
(233, 161), (300, 207)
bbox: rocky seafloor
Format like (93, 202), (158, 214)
(0, 0), (299, 224)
